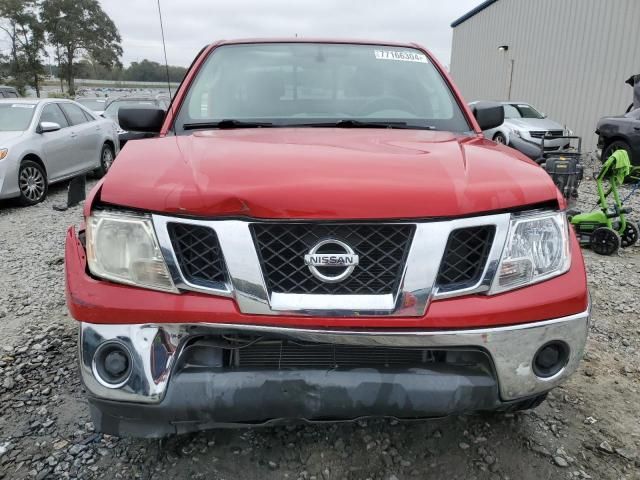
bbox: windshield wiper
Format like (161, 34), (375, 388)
(183, 119), (275, 130)
(296, 119), (437, 130)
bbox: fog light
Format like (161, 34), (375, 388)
(105, 350), (128, 377)
(92, 341), (132, 388)
(533, 341), (569, 378)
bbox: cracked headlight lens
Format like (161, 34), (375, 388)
(491, 211), (571, 293)
(86, 210), (177, 292)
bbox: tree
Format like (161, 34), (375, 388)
(42, 0), (122, 95)
(0, 0), (46, 96)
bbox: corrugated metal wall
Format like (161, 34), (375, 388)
(450, 0), (640, 152)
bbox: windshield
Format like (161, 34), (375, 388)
(77, 98), (107, 111)
(104, 100), (158, 123)
(504, 103), (544, 119)
(175, 43), (470, 132)
(0, 103), (35, 131)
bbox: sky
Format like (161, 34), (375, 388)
(99, 0), (482, 68)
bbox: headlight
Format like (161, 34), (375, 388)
(116, 127), (128, 135)
(86, 210), (177, 292)
(511, 129), (522, 138)
(491, 211), (570, 294)
(0, 148), (8, 160)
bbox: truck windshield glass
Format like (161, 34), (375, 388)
(175, 43), (470, 132)
(0, 103), (35, 131)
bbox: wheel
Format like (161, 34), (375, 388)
(493, 132), (507, 144)
(621, 221), (639, 248)
(18, 160), (48, 206)
(590, 227), (620, 255)
(602, 139), (632, 165)
(93, 143), (115, 178)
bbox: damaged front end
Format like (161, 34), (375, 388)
(80, 313), (588, 437)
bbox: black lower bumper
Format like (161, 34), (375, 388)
(90, 365), (500, 437)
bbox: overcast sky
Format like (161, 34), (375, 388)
(100, 0), (481, 68)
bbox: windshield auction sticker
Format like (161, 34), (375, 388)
(374, 50), (428, 63)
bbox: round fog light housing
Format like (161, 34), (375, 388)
(533, 341), (569, 378)
(92, 341), (132, 388)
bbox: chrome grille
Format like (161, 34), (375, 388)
(530, 130), (564, 139)
(251, 223), (415, 295)
(168, 223), (228, 288)
(234, 341), (435, 369)
(436, 226), (495, 290)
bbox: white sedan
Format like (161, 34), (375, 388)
(0, 98), (119, 205)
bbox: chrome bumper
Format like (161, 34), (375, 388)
(80, 306), (590, 405)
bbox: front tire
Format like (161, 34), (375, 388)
(93, 143), (115, 178)
(18, 160), (48, 206)
(493, 132), (507, 144)
(602, 139), (632, 165)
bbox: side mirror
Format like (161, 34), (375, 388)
(38, 121), (61, 133)
(118, 108), (165, 133)
(469, 102), (505, 131)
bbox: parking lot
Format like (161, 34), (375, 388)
(1, 177), (639, 480)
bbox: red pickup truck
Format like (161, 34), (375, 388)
(65, 39), (590, 437)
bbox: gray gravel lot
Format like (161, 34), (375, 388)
(1, 176), (639, 480)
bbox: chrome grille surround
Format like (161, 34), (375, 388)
(153, 213), (512, 317)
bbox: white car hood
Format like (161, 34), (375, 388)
(0, 131), (25, 145)
(505, 118), (565, 131)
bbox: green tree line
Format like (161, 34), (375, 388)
(68, 58), (186, 83)
(0, 0), (183, 96)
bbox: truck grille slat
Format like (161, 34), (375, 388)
(236, 342), (433, 369)
(251, 224), (415, 295)
(168, 223), (228, 288)
(436, 225), (495, 289)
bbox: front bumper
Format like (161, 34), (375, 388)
(81, 306), (589, 437)
(0, 155), (19, 200)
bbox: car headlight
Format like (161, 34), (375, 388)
(0, 148), (8, 160)
(86, 210), (177, 292)
(116, 127), (128, 135)
(510, 129), (522, 138)
(491, 211), (570, 294)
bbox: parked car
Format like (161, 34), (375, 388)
(66, 40), (589, 437)
(596, 76), (640, 165)
(472, 101), (571, 159)
(596, 108), (640, 165)
(103, 97), (169, 147)
(0, 98), (119, 205)
(0, 86), (20, 98)
(75, 97), (108, 116)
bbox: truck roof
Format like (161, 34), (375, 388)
(211, 38), (425, 49)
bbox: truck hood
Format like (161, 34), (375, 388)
(99, 129), (559, 219)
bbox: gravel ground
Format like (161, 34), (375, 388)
(1, 175), (640, 480)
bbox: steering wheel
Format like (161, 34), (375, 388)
(359, 96), (417, 116)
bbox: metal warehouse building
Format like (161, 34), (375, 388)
(450, 0), (640, 152)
